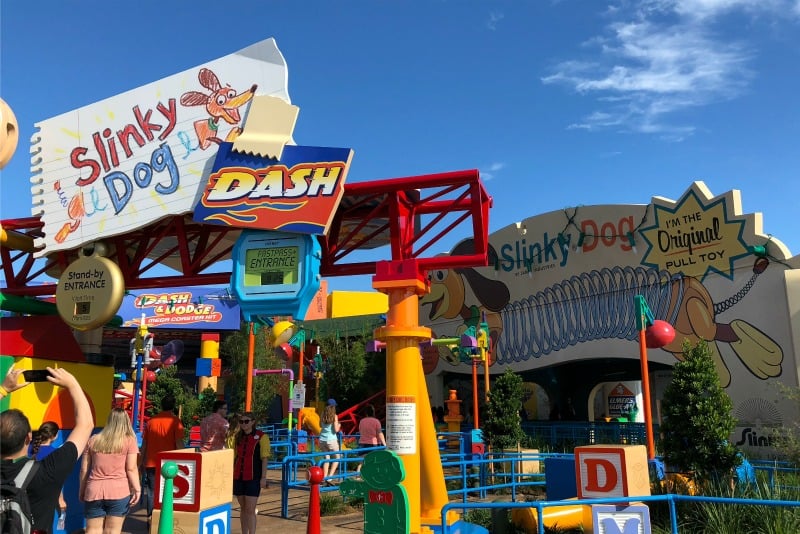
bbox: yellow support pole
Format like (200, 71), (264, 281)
(373, 259), (453, 533)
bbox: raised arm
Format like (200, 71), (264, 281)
(47, 367), (93, 453)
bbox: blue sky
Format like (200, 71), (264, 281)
(2, 0), (799, 292)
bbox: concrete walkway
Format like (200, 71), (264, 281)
(122, 470), (365, 534)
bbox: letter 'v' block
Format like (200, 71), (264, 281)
(575, 445), (650, 498)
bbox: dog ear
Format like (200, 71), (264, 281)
(180, 91), (210, 106)
(198, 68), (221, 91)
(451, 240), (510, 311)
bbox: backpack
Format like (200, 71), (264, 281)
(0, 459), (40, 534)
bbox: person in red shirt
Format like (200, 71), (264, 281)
(141, 395), (184, 525)
(199, 400), (229, 452)
(232, 412), (270, 534)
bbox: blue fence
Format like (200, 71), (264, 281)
(270, 426), (799, 532)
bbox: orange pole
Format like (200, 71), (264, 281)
(472, 359), (479, 429)
(245, 322), (255, 411)
(638, 325), (656, 460)
(298, 337), (305, 384)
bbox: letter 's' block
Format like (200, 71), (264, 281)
(155, 448), (233, 512)
(575, 445), (650, 498)
(151, 502), (231, 534)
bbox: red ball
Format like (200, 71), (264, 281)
(645, 320), (676, 348)
(307, 465), (324, 484)
(145, 370), (158, 383)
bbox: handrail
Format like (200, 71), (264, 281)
(440, 493), (800, 534)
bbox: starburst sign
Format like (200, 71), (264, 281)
(639, 183), (751, 281)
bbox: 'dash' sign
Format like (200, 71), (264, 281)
(193, 142), (353, 235)
(31, 39), (291, 256)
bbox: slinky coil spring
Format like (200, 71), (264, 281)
(496, 266), (683, 363)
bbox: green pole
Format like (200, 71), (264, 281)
(158, 461), (179, 534)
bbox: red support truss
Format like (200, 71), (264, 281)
(1, 169), (491, 296)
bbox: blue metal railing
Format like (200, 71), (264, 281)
(440, 493), (800, 534)
(269, 424), (800, 529)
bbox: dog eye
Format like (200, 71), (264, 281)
(216, 95), (226, 105)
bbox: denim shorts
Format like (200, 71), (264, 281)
(84, 496), (131, 518)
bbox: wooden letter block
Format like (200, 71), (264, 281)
(574, 445), (650, 499)
(151, 503), (231, 534)
(155, 448), (233, 512)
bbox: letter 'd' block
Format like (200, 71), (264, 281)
(575, 445), (650, 499)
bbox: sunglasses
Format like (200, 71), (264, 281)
(239, 419), (252, 424)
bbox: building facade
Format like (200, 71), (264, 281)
(421, 182), (799, 457)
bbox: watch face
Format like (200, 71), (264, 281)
(244, 245), (299, 287)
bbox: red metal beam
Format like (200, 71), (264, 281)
(1, 170), (491, 296)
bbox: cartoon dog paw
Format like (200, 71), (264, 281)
(728, 319), (783, 379)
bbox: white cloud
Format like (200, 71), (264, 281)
(481, 162), (506, 181)
(487, 11), (505, 31)
(542, 0), (796, 139)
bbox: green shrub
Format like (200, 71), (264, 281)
(660, 340), (740, 480)
(318, 494), (347, 516)
(483, 369), (525, 451)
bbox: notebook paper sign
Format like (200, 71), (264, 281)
(30, 38), (291, 256)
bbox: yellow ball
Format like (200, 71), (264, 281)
(271, 321), (295, 347)
(0, 98), (19, 170)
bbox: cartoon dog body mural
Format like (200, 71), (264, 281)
(421, 240), (510, 366)
(423, 184), (789, 389)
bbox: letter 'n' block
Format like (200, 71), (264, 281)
(575, 445), (650, 498)
(151, 503), (231, 534)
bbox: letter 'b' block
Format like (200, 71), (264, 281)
(575, 445), (650, 499)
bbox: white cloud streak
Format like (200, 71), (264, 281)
(487, 11), (505, 31)
(542, 0), (797, 140)
(481, 162), (506, 181)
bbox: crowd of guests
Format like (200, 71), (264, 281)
(1, 365), (390, 534)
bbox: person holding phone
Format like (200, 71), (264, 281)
(1, 366), (94, 534)
(0, 364), (34, 400)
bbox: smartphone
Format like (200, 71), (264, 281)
(22, 369), (52, 382)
